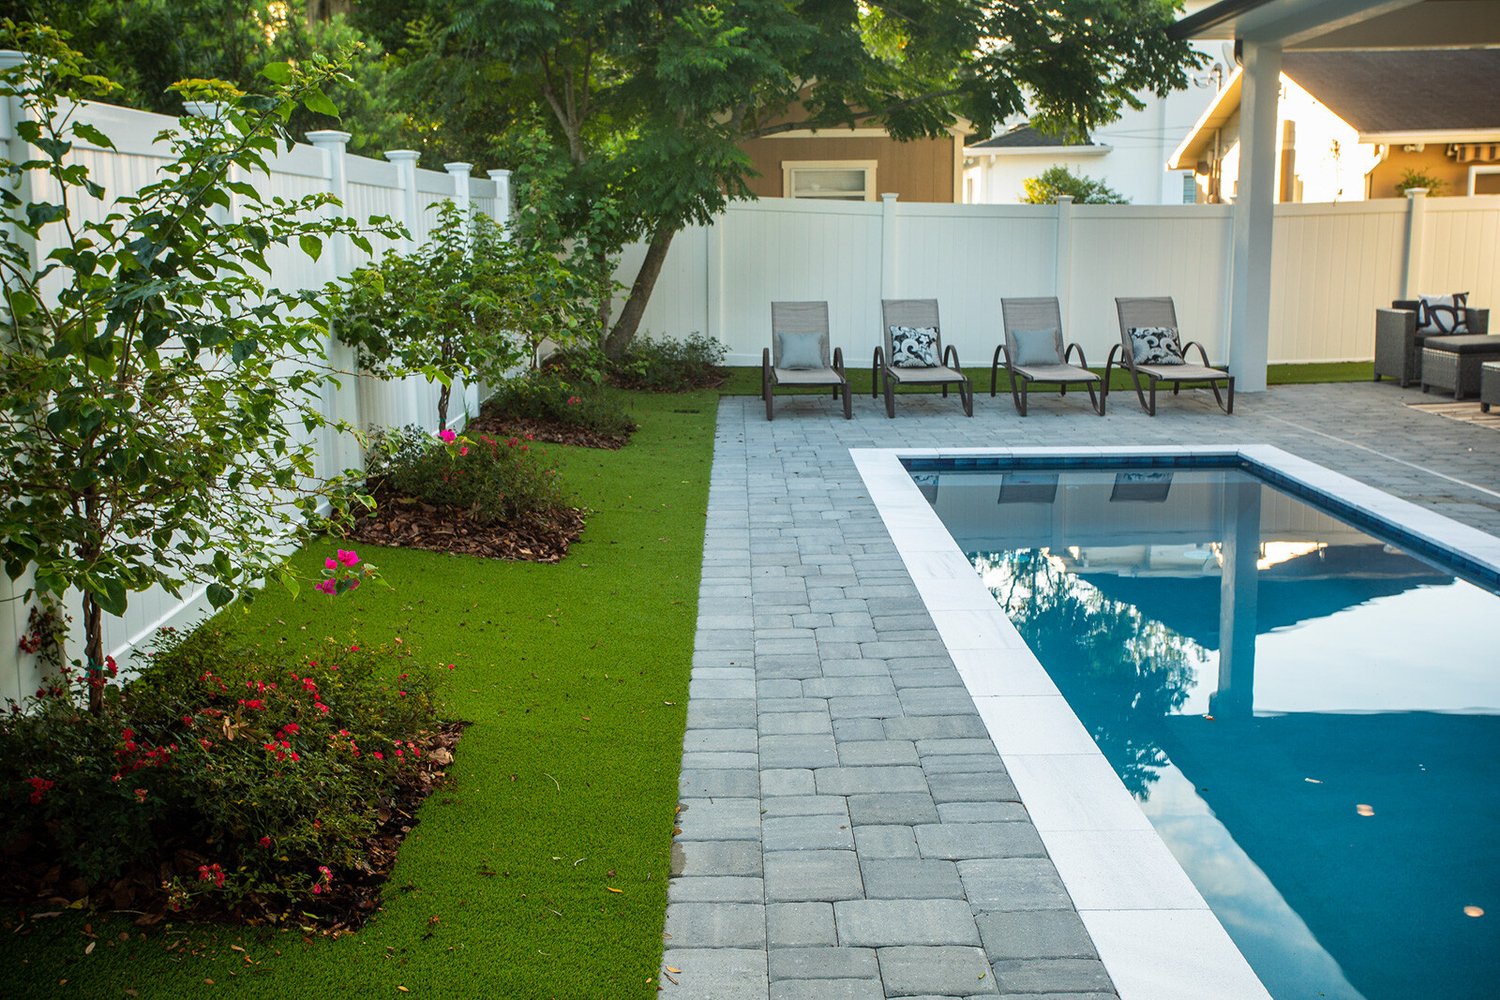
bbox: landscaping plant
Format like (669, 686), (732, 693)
(0, 26), (401, 712)
(0, 614), (446, 921)
(332, 200), (592, 430)
(366, 426), (571, 526)
(482, 368), (636, 445)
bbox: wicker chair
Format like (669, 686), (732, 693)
(763, 301), (850, 420)
(1108, 297), (1233, 415)
(1374, 299), (1491, 387)
(990, 297), (1103, 416)
(872, 299), (973, 418)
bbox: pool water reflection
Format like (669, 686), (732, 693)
(924, 467), (1500, 1000)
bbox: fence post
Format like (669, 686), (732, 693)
(1054, 195), (1074, 325)
(385, 150), (421, 248)
(706, 214), (725, 350)
(487, 168), (513, 231)
(1401, 187), (1428, 299)
(445, 161), (472, 219)
(0, 50), (37, 300)
(308, 130), (363, 471)
(880, 193), (900, 299)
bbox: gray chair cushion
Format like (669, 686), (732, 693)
(1011, 327), (1064, 366)
(776, 330), (824, 370)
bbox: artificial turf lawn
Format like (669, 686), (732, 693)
(718, 360), (1374, 396)
(1, 390), (718, 999)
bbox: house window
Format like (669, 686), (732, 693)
(1469, 165), (1500, 195)
(1181, 173), (1197, 204)
(783, 160), (877, 201)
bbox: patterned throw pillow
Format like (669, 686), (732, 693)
(889, 325), (939, 368)
(1418, 293), (1469, 334)
(1128, 326), (1186, 366)
(775, 331), (824, 370)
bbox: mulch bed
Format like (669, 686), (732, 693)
(0, 723), (466, 935)
(465, 412), (630, 450)
(348, 487), (586, 563)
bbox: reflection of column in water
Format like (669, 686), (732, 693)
(1212, 479), (1261, 719)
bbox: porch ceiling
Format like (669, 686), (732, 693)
(1170, 0), (1500, 49)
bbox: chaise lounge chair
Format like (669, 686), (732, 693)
(990, 297), (1104, 416)
(763, 301), (851, 420)
(1109, 297), (1234, 415)
(872, 299), (973, 418)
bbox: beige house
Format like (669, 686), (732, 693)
(1171, 48), (1500, 202)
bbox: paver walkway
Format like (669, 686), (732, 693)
(663, 382), (1500, 999)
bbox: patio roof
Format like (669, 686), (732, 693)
(1167, 0), (1500, 395)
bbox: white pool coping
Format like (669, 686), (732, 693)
(851, 444), (1500, 1000)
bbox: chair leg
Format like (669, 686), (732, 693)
(842, 382), (852, 419)
(1086, 381), (1104, 415)
(1147, 382), (1157, 416)
(884, 377), (895, 418)
(1018, 380), (1029, 417)
(763, 369), (774, 421)
(961, 379), (973, 417)
(1226, 377), (1234, 414)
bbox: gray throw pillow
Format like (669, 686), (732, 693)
(889, 325), (939, 368)
(776, 330), (825, 370)
(1011, 327), (1064, 367)
(1129, 326), (1186, 365)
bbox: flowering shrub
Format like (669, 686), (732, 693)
(0, 626), (443, 917)
(366, 425), (570, 525)
(485, 370), (635, 439)
(553, 333), (726, 392)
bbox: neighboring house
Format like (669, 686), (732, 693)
(738, 103), (970, 203)
(962, 42), (1227, 205)
(1170, 48), (1500, 202)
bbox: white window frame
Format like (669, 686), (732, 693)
(1468, 164), (1500, 195)
(782, 160), (878, 201)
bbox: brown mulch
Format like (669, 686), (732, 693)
(465, 411), (630, 450)
(0, 723), (466, 934)
(348, 487), (586, 563)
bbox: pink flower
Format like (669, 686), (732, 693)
(459, 446), (469, 456)
(325, 557), (338, 570)
(314, 579), (336, 595)
(438, 429), (457, 443)
(567, 395), (581, 406)
(338, 549), (360, 567)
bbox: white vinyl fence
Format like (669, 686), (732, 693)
(616, 192), (1500, 369)
(0, 93), (511, 707)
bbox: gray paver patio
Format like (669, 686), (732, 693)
(664, 382), (1500, 998)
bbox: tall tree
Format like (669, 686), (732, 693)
(413, 0), (1197, 356)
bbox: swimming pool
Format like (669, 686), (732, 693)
(852, 446), (1500, 1000)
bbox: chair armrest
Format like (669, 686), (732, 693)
(832, 346), (845, 374)
(1181, 341), (1213, 367)
(872, 346), (884, 398)
(943, 344), (962, 370)
(763, 347), (772, 372)
(1469, 308), (1490, 334)
(1064, 342), (1090, 369)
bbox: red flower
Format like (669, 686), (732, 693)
(24, 776), (53, 804)
(258, 836), (272, 848)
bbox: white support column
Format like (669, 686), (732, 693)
(880, 193), (900, 299)
(1401, 187), (1428, 299)
(1054, 195), (1075, 324)
(487, 168), (513, 232)
(1227, 39), (1281, 393)
(385, 149), (421, 248)
(308, 130), (363, 470)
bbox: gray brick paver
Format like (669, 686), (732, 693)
(681, 391), (1500, 1000)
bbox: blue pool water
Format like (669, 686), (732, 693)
(916, 463), (1500, 1000)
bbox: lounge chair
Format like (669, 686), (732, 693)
(1109, 297), (1234, 415)
(763, 301), (850, 420)
(990, 297), (1104, 416)
(872, 299), (973, 418)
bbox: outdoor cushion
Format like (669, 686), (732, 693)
(775, 330), (824, 370)
(1420, 334), (1500, 355)
(890, 325), (939, 368)
(1129, 326), (1186, 365)
(1011, 327), (1065, 367)
(1418, 293), (1469, 334)
(886, 364), (964, 383)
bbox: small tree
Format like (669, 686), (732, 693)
(333, 200), (590, 429)
(1395, 168), (1445, 197)
(0, 26), (399, 712)
(1021, 166), (1129, 205)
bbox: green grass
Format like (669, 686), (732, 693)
(719, 360), (1374, 396)
(2, 391), (718, 999)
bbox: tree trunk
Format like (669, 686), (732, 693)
(604, 223), (677, 360)
(83, 592), (104, 715)
(437, 383), (451, 432)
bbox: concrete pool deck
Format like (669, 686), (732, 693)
(663, 381), (1500, 999)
